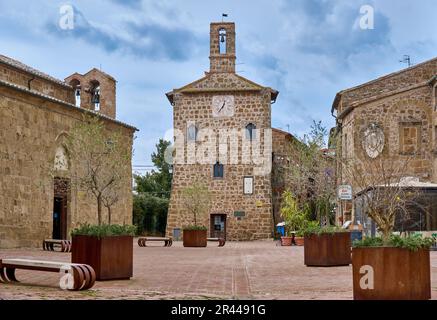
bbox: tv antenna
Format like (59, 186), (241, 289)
(399, 55), (412, 68)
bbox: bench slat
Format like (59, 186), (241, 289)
(2, 259), (78, 269)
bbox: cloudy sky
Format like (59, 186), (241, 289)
(1, 0), (436, 169)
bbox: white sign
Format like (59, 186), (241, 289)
(243, 176), (253, 195)
(338, 185), (353, 200)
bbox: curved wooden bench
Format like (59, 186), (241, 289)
(43, 239), (72, 252)
(138, 237), (173, 247)
(207, 238), (226, 247)
(0, 258), (95, 291)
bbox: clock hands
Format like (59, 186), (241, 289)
(218, 101), (226, 113)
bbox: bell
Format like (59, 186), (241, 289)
(91, 91), (100, 104)
(75, 89), (80, 97)
(220, 34), (225, 43)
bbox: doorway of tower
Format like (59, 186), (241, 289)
(210, 214), (227, 240)
(53, 178), (69, 239)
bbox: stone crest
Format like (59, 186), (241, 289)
(362, 123), (384, 158)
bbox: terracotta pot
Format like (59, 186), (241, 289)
(183, 229), (207, 247)
(304, 232), (351, 266)
(294, 237), (304, 246)
(352, 247), (431, 300)
(72, 235), (133, 281)
(281, 236), (293, 246)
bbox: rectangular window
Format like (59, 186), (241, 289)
(399, 122), (421, 155)
(213, 162), (224, 178)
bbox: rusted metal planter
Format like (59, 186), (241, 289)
(304, 232), (351, 266)
(280, 236), (293, 246)
(294, 237), (304, 246)
(183, 229), (207, 247)
(352, 247), (431, 300)
(72, 235), (133, 281)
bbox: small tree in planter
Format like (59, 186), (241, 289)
(280, 191), (311, 246)
(71, 224), (136, 280)
(344, 154), (433, 299)
(66, 115), (131, 225)
(303, 224), (351, 267)
(287, 121), (337, 225)
(181, 181), (211, 247)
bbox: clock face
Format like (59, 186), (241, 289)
(212, 95), (234, 117)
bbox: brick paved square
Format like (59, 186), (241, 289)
(1, 239), (436, 300)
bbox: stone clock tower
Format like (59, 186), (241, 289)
(165, 22), (279, 241)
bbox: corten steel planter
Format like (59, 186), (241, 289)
(294, 237), (304, 246)
(72, 235), (133, 281)
(280, 236), (293, 246)
(304, 232), (351, 266)
(183, 229), (207, 247)
(352, 247), (431, 300)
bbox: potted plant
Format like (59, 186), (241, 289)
(181, 181), (211, 247)
(71, 224), (136, 280)
(303, 224), (351, 266)
(280, 191), (309, 246)
(344, 155), (433, 300)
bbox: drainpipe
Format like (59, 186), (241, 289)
(27, 76), (35, 90)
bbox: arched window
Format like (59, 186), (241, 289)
(187, 124), (198, 142)
(90, 80), (100, 111)
(219, 29), (227, 54)
(213, 161), (224, 178)
(245, 123), (256, 140)
(69, 79), (81, 107)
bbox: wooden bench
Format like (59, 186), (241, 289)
(43, 239), (72, 252)
(138, 237), (173, 247)
(207, 238), (226, 247)
(0, 258), (96, 291)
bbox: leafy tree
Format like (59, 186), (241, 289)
(135, 139), (172, 198)
(133, 139), (173, 235)
(287, 120), (336, 225)
(66, 115), (131, 225)
(181, 181), (211, 228)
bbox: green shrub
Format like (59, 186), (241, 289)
(133, 194), (168, 236)
(353, 234), (434, 251)
(303, 223), (347, 236)
(71, 224), (136, 238)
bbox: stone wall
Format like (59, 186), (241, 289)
(338, 58), (437, 115)
(334, 58), (437, 223)
(166, 90), (274, 241)
(65, 69), (116, 119)
(0, 75), (134, 248)
(0, 60), (74, 103)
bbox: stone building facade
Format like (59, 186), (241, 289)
(0, 55), (136, 248)
(165, 22), (298, 241)
(332, 57), (437, 229)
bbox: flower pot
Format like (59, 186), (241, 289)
(183, 229), (207, 247)
(280, 236), (293, 246)
(72, 235), (133, 281)
(294, 237), (304, 246)
(304, 232), (351, 266)
(352, 247), (431, 300)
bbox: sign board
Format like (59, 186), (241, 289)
(243, 176), (254, 195)
(234, 211), (245, 217)
(338, 185), (353, 200)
